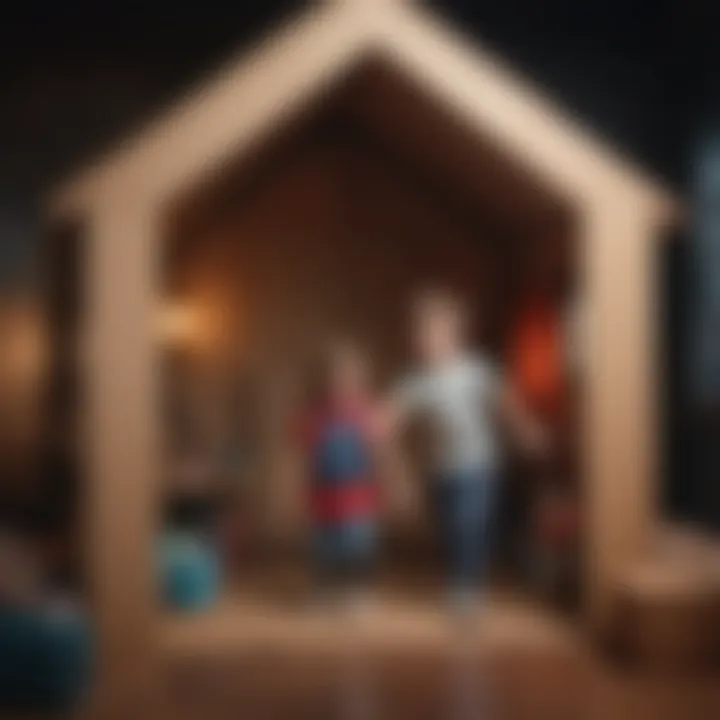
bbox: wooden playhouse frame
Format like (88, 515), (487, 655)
(46, 0), (680, 702)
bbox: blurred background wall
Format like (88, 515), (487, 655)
(0, 0), (717, 530)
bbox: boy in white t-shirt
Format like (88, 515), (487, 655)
(390, 289), (546, 613)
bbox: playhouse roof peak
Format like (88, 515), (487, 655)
(48, 0), (680, 227)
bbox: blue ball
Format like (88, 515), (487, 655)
(157, 532), (222, 611)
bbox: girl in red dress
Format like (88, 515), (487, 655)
(293, 341), (387, 608)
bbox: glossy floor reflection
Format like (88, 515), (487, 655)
(157, 643), (719, 720)
(152, 590), (719, 720)
(72, 580), (720, 720)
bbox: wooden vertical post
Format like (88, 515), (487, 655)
(85, 199), (161, 710)
(583, 196), (660, 630)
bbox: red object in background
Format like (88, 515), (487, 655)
(509, 294), (566, 418)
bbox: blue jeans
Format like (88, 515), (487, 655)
(434, 469), (496, 593)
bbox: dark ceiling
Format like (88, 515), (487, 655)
(0, 0), (714, 283)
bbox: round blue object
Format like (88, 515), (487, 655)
(0, 605), (93, 712)
(158, 532), (222, 611)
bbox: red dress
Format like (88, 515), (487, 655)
(293, 400), (379, 526)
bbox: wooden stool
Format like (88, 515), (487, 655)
(615, 561), (720, 671)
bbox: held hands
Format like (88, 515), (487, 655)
(368, 402), (398, 442)
(388, 467), (420, 525)
(372, 400), (420, 525)
(376, 443), (419, 525)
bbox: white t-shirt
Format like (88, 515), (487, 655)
(395, 353), (503, 476)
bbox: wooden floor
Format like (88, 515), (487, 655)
(76, 580), (720, 720)
(157, 650), (720, 720)
(160, 581), (580, 657)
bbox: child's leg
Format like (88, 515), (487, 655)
(313, 521), (375, 606)
(436, 472), (496, 602)
(436, 477), (472, 597)
(474, 474), (496, 594)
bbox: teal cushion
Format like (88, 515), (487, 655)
(0, 604), (92, 711)
(158, 532), (222, 611)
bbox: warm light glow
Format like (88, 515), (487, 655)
(0, 304), (47, 386)
(156, 301), (201, 347)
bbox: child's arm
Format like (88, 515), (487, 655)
(368, 401), (419, 523)
(382, 373), (423, 438)
(376, 434), (418, 523)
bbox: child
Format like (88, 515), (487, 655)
(293, 340), (384, 611)
(390, 289), (545, 615)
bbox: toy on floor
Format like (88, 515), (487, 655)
(159, 449), (225, 611)
(157, 530), (222, 611)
